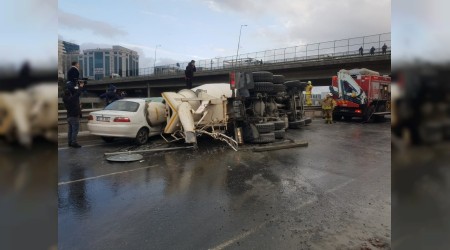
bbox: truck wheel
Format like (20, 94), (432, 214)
(272, 75), (285, 84)
(135, 128), (149, 145)
(284, 80), (307, 92)
(242, 123), (259, 143)
(252, 71), (273, 82)
(274, 129), (286, 139)
(271, 84), (286, 94)
(374, 104), (386, 122)
(289, 120), (306, 129)
(255, 122), (275, 133)
(363, 106), (375, 122)
(273, 120), (286, 130)
(252, 132), (276, 144)
(101, 136), (115, 143)
(333, 114), (342, 121)
(251, 82), (274, 93)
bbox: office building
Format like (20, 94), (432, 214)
(81, 46), (139, 80)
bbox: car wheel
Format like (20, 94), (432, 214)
(343, 116), (352, 121)
(135, 128), (149, 145)
(101, 136), (115, 143)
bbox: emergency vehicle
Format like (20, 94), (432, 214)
(330, 68), (391, 121)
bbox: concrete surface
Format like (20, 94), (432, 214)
(58, 119), (391, 250)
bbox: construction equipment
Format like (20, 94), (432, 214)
(330, 68), (391, 122)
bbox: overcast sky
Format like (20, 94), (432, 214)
(58, 0), (391, 69)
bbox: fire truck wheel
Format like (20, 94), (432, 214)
(364, 106), (375, 122)
(289, 120), (305, 129)
(374, 104), (386, 122)
(252, 71), (273, 82)
(273, 120), (286, 130)
(284, 80), (307, 92)
(274, 129), (286, 139)
(252, 132), (276, 144)
(271, 84), (286, 94)
(252, 82), (274, 93)
(333, 114), (342, 121)
(255, 122), (275, 133)
(272, 75), (285, 84)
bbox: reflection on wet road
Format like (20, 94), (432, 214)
(58, 120), (391, 249)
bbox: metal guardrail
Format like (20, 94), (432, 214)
(58, 109), (101, 124)
(90, 32), (390, 81)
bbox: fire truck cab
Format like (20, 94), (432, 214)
(330, 68), (391, 121)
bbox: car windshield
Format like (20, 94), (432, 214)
(104, 101), (140, 112)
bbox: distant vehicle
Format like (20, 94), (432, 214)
(110, 73), (121, 78)
(87, 97), (165, 145)
(330, 68), (391, 121)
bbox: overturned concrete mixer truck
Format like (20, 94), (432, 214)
(146, 71), (312, 150)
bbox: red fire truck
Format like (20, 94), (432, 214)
(330, 68), (391, 121)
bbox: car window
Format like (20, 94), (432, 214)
(104, 101), (140, 112)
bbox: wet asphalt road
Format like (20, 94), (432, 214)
(58, 119), (391, 250)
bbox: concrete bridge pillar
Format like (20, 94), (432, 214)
(147, 83), (151, 97)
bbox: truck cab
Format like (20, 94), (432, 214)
(330, 68), (391, 121)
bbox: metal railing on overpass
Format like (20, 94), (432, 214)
(96, 33), (390, 81)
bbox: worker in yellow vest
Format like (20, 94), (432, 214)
(322, 93), (337, 124)
(305, 81), (313, 106)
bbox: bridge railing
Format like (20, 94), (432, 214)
(105, 33), (390, 80)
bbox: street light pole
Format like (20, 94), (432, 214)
(236, 24), (247, 67)
(154, 44), (161, 73)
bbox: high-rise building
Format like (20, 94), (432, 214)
(58, 40), (81, 79)
(81, 46), (139, 80)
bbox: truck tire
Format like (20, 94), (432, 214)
(363, 106), (375, 122)
(242, 123), (259, 142)
(273, 120), (286, 130)
(374, 104), (386, 122)
(252, 71), (273, 82)
(274, 129), (286, 139)
(252, 132), (276, 144)
(135, 128), (149, 145)
(252, 82), (274, 93)
(271, 84), (286, 94)
(255, 122), (275, 133)
(272, 75), (285, 84)
(289, 120), (305, 129)
(284, 80), (307, 92)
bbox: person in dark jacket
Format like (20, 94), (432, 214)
(62, 81), (85, 148)
(184, 60), (196, 89)
(382, 43), (388, 54)
(67, 61), (80, 84)
(100, 85), (121, 106)
(359, 46), (364, 56)
(370, 46), (376, 55)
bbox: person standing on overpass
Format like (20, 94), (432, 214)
(185, 60), (196, 89)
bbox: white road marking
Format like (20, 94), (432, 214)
(209, 198), (317, 250)
(58, 165), (158, 186)
(325, 178), (355, 194)
(208, 221), (268, 250)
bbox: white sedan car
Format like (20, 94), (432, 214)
(87, 98), (163, 145)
